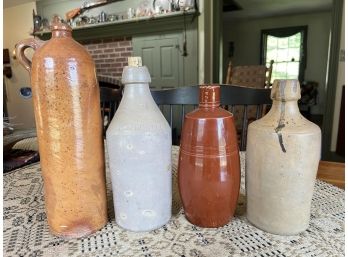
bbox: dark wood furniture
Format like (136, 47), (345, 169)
(3, 129), (37, 158)
(317, 161), (345, 189)
(100, 87), (122, 135)
(98, 75), (121, 89)
(151, 85), (272, 150)
(3, 49), (12, 79)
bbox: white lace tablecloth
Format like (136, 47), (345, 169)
(4, 146), (345, 257)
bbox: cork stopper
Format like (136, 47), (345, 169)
(199, 84), (220, 108)
(271, 80), (301, 101)
(128, 57), (142, 67)
(122, 56), (151, 84)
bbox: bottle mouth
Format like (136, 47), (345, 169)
(271, 79), (301, 101)
(50, 16), (72, 32)
(121, 57), (152, 84)
(199, 84), (220, 108)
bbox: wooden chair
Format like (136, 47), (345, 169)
(266, 60), (274, 88)
(225, 60), (274, 132)
(151, 85), (272, 150)
(225, 60), (274, 88)
(100, 87), (122, 135)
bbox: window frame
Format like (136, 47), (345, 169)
(260, 26), (308, 83)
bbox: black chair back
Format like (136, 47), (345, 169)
(151, 84), (272, 150)
(100, 87), (122, 135)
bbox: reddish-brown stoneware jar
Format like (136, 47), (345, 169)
(15, 17), (107, 238)
(178, 85), (241, 228)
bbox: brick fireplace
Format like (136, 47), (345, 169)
(32, 10), (198, 89)
(79, 36), (133, 86)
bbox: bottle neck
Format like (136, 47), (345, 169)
(52, 30), (72, 38)
(199, 85), (220, 109)
(199, 102), (220, 109)
(123, 83), (152, 99)
(269, 99), (301, 117)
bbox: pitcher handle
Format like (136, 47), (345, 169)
(15, 38), (45, 72)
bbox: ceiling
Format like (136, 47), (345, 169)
(224, 0), (332, 20)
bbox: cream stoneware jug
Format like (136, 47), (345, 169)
(246, 79), (321, 235)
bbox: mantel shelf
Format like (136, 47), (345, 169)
(34, 10), (198, 41)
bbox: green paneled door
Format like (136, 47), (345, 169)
(133, 35), (184, 89)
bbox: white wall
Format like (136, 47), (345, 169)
(4, 2), (36, 129)
(223, 11), (331, 114)
(330, 3), (345, 151)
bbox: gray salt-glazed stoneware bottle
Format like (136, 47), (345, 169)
(246, 79), (321, 235)
(106, 57), (172, 232)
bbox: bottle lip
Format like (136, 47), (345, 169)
(50, 16), (72, 32)
(121, 65), (151, 84)
(271, 79), (301, 101)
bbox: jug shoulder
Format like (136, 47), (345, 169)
(33, 38), (93, 63)
(106, 110), (170, 137)
(186, 107), (233, 120)
(249, 114), (321, 135)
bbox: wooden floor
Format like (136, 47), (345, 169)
(317, 161), (345, 189)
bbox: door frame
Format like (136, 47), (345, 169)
(322, 0), (344, 161)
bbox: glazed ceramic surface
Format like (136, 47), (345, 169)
(178, 85), (241, 228)
(246, 79), (321, 235)
(106, 57), (172, 232)
(15, 17), (107, 238)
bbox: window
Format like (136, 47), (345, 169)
(261, 26), (307, 84)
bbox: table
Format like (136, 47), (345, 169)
(317, 161), (345, 189)
(4, 146), (344, 257)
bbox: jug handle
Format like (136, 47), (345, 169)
(15, 38), (45, 72)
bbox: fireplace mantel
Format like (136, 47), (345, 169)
(34, 10), (198, 41)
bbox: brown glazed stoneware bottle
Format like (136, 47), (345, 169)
(178, 85), (241, 228)
(15, 17), (107, 238)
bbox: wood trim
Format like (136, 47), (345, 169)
(322, 0), (344, 160)
(212, 0), (223, 83)
(225, 59), (233, 84)
(317, 161), (345, 189)
(336, 86), (345, 156)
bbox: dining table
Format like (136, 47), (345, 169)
(3, 145), (345, 257)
